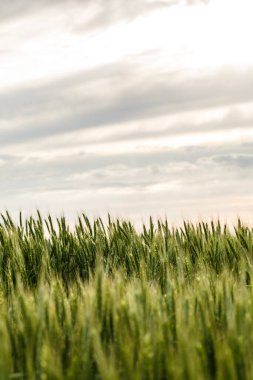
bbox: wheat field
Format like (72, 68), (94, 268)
(0, 212), (252, 379)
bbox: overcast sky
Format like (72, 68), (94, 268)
(1, 0), (253, 225)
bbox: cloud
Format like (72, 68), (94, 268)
(0, 0), (252, 224)
(0, 0), (205, 28)
(1, 125), (252, 224)
(1, 63), (253, 147)
(211, 154), (253, 168)
(0, 1), (163, 27)
(2, 139), (252, 195)
(187, 0), (209, 4)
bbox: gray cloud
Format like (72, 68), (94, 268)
(0, 0), (186, 32)
(1, 64), (253, 146)
(101, 108), (253, 144)
(0, 1), (86, 21)
(0, 0), (206, 29)
(1, 140), (252, 194)
(211, 154), (253, 168)
(1, 129), (252, 224)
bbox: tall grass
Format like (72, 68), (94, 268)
(0, 212), (252, 379)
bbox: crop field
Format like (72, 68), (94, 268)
(0, 212), (252, 379)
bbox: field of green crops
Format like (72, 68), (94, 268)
(0, 212), (252, 379)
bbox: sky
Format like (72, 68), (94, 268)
(1, 0), (253, 225)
